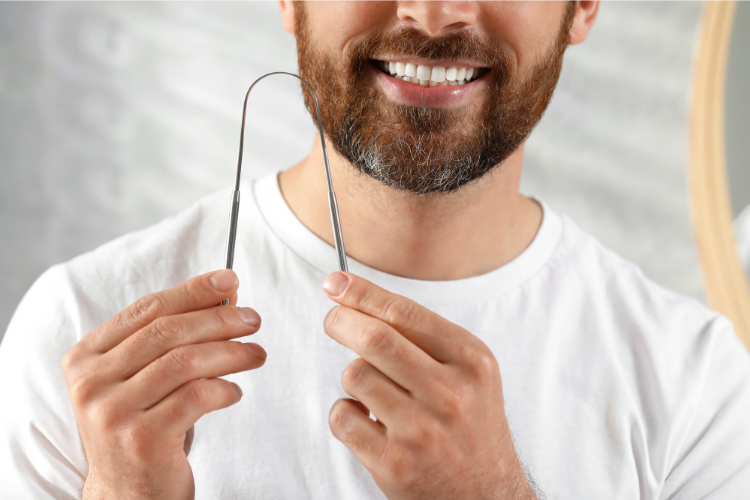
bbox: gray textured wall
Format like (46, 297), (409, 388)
(1, 2), (708, 341)
(727, 1), (750, 219)
(727, 1), (750, 281)
(521, 1), (704, 300)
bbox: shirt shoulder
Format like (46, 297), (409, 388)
(550, 212), (750, 497)
(69, 187), (229, 291)
(0, 265), (85, 497)
(56, 184), (260, 333)
(0, 182), (264, 496)
(552, 211), (719, 330)
(548, 211), (745, 380)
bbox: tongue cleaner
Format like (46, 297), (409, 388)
(221, 72), (348, 306)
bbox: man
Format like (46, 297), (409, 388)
(1, 1), (749, 498)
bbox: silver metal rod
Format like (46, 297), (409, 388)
(224, 190), (241, 270)
(328, 191), (348, 273)
(220, 190), (241, 306)
(221, 72), (348, 304)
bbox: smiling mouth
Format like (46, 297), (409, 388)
(373, 59), (487, 87)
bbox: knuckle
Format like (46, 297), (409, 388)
(168, 346), (200, 373)
(468, 347), (499, 380)
(222, 381), (240, 402)
(60, 347), (80, 376)
(85, 398), (119, 432)
(435, 384), (464, 419)
(341, 279), (365, 304)
(63, 358), (101, 408)
(383, 299), (419, 329)
(413, 418), (444, 446)
(325, 306), (342, 330)
(383, 447), (418, 486)
(328, 402), (358, 441)
(328, 401), (348, 430)
(228, 342), (253, 365)
(68, 376), (97, 407)
(184, 380), (208, 406)
(116, 417), (150, 451)
(130, 294), (163, 325)
(213, 306), (235, 327)
(357, 323), (390, 354)
(341, 358), (369, 392)
(183, 278), (208, 305)
(149, 316), (185, 345)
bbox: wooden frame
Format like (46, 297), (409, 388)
(689, 0), (750, 351)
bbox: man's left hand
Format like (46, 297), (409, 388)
(322, 272), (538, 500)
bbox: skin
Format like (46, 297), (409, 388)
(62, 2), (598, 499)
(322, 271), (535, 499)
(62, 270), (266, 499)
(279, 1), (597, 281)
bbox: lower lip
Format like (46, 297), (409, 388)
(372, 63), (486, 108)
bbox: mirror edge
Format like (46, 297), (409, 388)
(689, 0), (750, 352)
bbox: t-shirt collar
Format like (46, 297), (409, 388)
(250, 172), (562, 308)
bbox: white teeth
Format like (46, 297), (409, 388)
(431, 66), (446, 83)
(416, 64), (431, 81)
(379, 60), (480, 87)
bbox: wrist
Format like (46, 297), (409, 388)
(81, 472), (194, 500)
(490, 457), (540, 500)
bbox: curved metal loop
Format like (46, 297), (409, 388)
(234, 72), (337, 196)
(222, 72), (348, 304)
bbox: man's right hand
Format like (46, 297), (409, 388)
(61, 269), (265, 500)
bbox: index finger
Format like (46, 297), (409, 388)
(322, 272), (475, 364)
(83, 269), (240, 354)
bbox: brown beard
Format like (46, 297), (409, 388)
(294, 3), (576, 195)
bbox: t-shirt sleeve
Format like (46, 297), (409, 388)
(0, 266), (87, 499)
(659, 316), (750, 499)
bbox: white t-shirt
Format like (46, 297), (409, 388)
(2, 172), (750, 500)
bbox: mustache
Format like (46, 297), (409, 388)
(349, 25), (513, 73)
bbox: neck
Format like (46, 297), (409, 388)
(278, 136), (542, 281)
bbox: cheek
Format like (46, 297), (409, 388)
(479, 1), (566, 69)
(304, 1), (396, 53)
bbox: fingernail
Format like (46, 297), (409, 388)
(231, 382), (243, 398)
(210, 270), (238, 292)
(245, 343), (267, 361)
(323, 272), (349, 297)
(236, 307), (261, 326)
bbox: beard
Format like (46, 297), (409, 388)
(294, 4), (576, 195)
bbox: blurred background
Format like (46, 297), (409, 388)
(1, 2), (748, 341)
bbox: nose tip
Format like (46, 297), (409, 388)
(397, 1), (477, 37)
